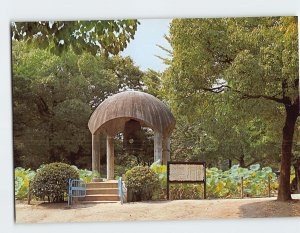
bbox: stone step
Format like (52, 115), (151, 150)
(80, 194), (120, 202)
(86, 182), (118, 189)
(86, 188), (119, 195)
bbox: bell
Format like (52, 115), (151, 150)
(123, 119), (144, 151)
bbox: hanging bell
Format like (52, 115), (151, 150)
(123, 119), (144, 151)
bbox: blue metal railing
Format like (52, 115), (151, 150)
(118, 177), (126, 204)
(68, 179), (86, 206)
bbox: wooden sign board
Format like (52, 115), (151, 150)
(167, 162), (206, 199)
(169, 164), (205, 182)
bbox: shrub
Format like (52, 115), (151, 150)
(169, 183), (204, 199)
(150, 160), (167, 179)
(71, 165), (95, 183)
(150, 160), (167, 199)
(125, 166), (160, 201)
(31, 162), (79, 202)
(15, 167), (36, 199)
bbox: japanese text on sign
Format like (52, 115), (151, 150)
(169, 164), (204, 181)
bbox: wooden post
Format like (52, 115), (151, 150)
(107, 135), (115, 180)
(203, 181), (207, 199)
(92, 134), (101, 182)
(167, 182), (170, 200)
(27, 181), (31, 205)
(268, 177), (271, 197)
(204, 163), (207, 199)
(162, 136), (170, 165)
(241, 177), (244, 199)
(167, 162), (170, 200)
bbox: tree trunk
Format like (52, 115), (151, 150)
(293, 163), (300, 193)
(277, 100), (299, 201)
(239, 155), (246, 168)
(48, 119), (57, 162)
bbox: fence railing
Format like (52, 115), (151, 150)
(118, 176), (126, 204)
(68, 179), (86, 206)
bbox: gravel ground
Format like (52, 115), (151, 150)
(15, 195), (300, 224)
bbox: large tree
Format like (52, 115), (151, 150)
(12, 41), (145, 169)
(168, 93), (281, 169)
(12, 20), (139, 56)
(163, 17), (299, 201)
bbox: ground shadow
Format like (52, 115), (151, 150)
(137, 200), (173, 205)
(239, 199), (300, 218)
(37, 202), (99, 210)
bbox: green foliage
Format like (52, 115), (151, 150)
(71, 165), (95, 183)
(150, 160), (167, 178)
(150, 161), (167, 199)
(150, 162), (205, 200)
(12, 42), (145, 169)
(162, 17), (299, 184)
(125, 166), (160, 201)
(169, 183), (204, 200)
(14, 167), (36, 199)
(109, 56), (144, 90)
(171, 117), (219, 164)
(142, 69), (162, 97)
(15, 166), (99, 200)
(30, 163), (79, 202)
(206, 165), (277, 198)
(12, 20), (139, 56)
(150, 162), (278, 199)
(15, 163), (278, 201)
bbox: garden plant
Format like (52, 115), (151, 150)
(15, 162), (279, 201)
(30, 162), (79, 203)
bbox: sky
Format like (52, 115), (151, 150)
(121, 19), (172, 72)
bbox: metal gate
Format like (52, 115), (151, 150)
(118, 177), (126, 204)
(68, 179), (86, 206)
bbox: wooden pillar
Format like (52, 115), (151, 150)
(154, 131), (162, 162)
(162, 136), (170, 165)
(92, 133), (101, 181)
(107, 135), (115, 180)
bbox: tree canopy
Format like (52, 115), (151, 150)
(12, 20), (139, 55)
(12, 17), (299, 202)
(12, 41), (146, 169)
(162, 16), (299, 201)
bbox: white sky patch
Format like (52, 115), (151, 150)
(121, 19), (172, 72)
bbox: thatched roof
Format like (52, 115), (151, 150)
(88, 91), (175, 136)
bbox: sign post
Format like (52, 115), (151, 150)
(167, 162), (206, 200)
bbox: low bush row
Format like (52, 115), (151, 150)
(15, 162), (279, 203)
(125, 162), (278, 200)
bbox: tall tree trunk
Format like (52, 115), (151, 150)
(277, 99), (299, 201)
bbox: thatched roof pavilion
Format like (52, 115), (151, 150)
(88, 91), (175, 181)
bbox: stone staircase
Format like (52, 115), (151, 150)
(79, 181), (120, 204)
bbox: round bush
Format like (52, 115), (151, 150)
(125, 166), (160, 201)
(31, 162), (79, 202)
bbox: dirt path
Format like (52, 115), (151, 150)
(15, 195), (300, 224)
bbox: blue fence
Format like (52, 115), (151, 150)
(68, 179), (86, 206)
(118, 177), (126, 204)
